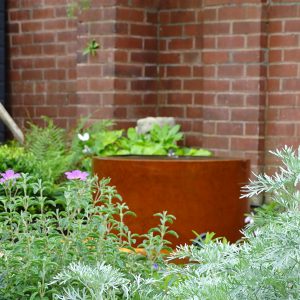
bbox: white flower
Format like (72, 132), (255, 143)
(78, 132), (90, 141)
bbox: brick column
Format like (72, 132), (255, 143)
(200, 0), (268, 174)
(114, 0), (160, 128)
(76, 3), (116, 121)
(265, 0), (300, 173)
(157, 0), (268, 173)
(76, 0), (160, 128)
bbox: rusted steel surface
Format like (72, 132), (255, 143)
(93, 156), (250, 246)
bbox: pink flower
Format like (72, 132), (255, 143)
(0, 169), (21, 183)
(244, 215), (254, 224)
(65, 170), (89, 181)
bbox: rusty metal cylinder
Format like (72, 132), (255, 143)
(93, 156), (250, 246)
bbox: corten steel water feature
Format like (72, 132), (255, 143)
(93, 156), (250, 246)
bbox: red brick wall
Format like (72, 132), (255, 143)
(265, 1), (300, 173)
(6, 0), (300, 176)
(201, 0), (267, 175)
(8, 0), (160, 129)
(113, 0), (160, 128)
(158, 0), (267, 173)
(8, 0), (78, 128)
(158, 0), (203, 145)
(56, 0), (159, 128)
(76, 2), (116, 121)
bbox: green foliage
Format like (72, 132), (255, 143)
(25, 118), (73, 185)
(83, 40), (100, 56)
(75, 120), (212, 158)
(120, 124), (182, 155)
(0, 119), (80, 214)
(138, 212), (178, 262)
(155, 145), (300, 299)
(52, 262), (131, 299)
(52, 261), (161, 300)
(0, 118), (72, 186)
(0, 174), (177, 299)
(2, 143), (299, 299)
(0, 142), (32, 173)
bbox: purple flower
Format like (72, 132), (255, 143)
(0, 169), (21, 183)
(65, 170), (89, 181)
(153, 263), (159, 270)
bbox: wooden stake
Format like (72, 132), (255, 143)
(0, 102), (24, 144)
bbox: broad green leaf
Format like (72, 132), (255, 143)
(127, 127), (138, 140)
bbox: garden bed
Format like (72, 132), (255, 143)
(0, 120), (299, 299)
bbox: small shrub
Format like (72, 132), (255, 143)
(158, 146), (300, 299)
(0, 171), (176, 299)
(24, 118), (73, 184)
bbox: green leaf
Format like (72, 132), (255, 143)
(167, 230), (179, 238)
(83, 39), (100, 56)
(127, 127), (138, 140)
(29, 291), (39, 299)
